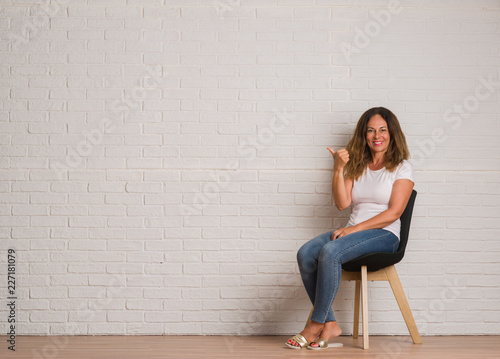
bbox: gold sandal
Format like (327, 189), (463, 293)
(285, 334), (310, 349)
(307, 337), (343, 350)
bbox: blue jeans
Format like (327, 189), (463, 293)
(297, 229), (399, 324)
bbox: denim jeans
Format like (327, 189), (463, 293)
(297, 228), (399, 324)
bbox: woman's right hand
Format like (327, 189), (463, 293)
(327, 147), (350, 171)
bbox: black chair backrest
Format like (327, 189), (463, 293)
(396, 189), (417, 257)
(342, 189), (417, 272)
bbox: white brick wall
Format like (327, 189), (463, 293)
(0, 0), (499, 337)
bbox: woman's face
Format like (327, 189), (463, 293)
(366, 114), (390, 156)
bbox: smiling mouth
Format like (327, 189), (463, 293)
(373, 141), (383, 146)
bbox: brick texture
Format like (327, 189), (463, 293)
(0, 0), (499, 336)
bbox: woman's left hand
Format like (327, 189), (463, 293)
(331, 226), (358, 240)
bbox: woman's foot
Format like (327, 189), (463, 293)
(307, 321), (342, 348)
(286, 320), (324, 348)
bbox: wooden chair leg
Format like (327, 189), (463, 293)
(353, 280), (360, 339)
(304, 306), (313, 329)
(361, 265), (369, 350)
(385, 265), (422, 344)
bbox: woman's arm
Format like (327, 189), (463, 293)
(327, 148), (353, 210)
(332, 169), (353, 211)
(332, 179), (414, 239)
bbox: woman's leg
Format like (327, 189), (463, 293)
(309, 228), (399, 324)
(287, 230), (336, 348)
(297, 230), (336, 322)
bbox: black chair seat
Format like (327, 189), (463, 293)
(342, 190), (417, 272)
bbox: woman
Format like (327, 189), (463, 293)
(285, 107), (414, 350)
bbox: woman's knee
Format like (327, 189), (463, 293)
(297, 242), (311, 263)
(297, 240), (321, 268)
(318, 240), (341, 262)
(297, 247), (319, 275)
(297, 231), (334, 263)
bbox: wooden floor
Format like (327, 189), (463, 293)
(2, 335), (499, 358)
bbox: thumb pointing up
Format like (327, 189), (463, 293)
(327, 147), (350, 170)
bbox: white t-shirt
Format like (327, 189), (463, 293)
(346, 160), (415, 240)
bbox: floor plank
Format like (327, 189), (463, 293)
(1, 335), (499, 359)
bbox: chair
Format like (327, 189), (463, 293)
(304, 189), (421, 349)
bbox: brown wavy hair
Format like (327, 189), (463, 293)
(344, 107), (410, 180)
